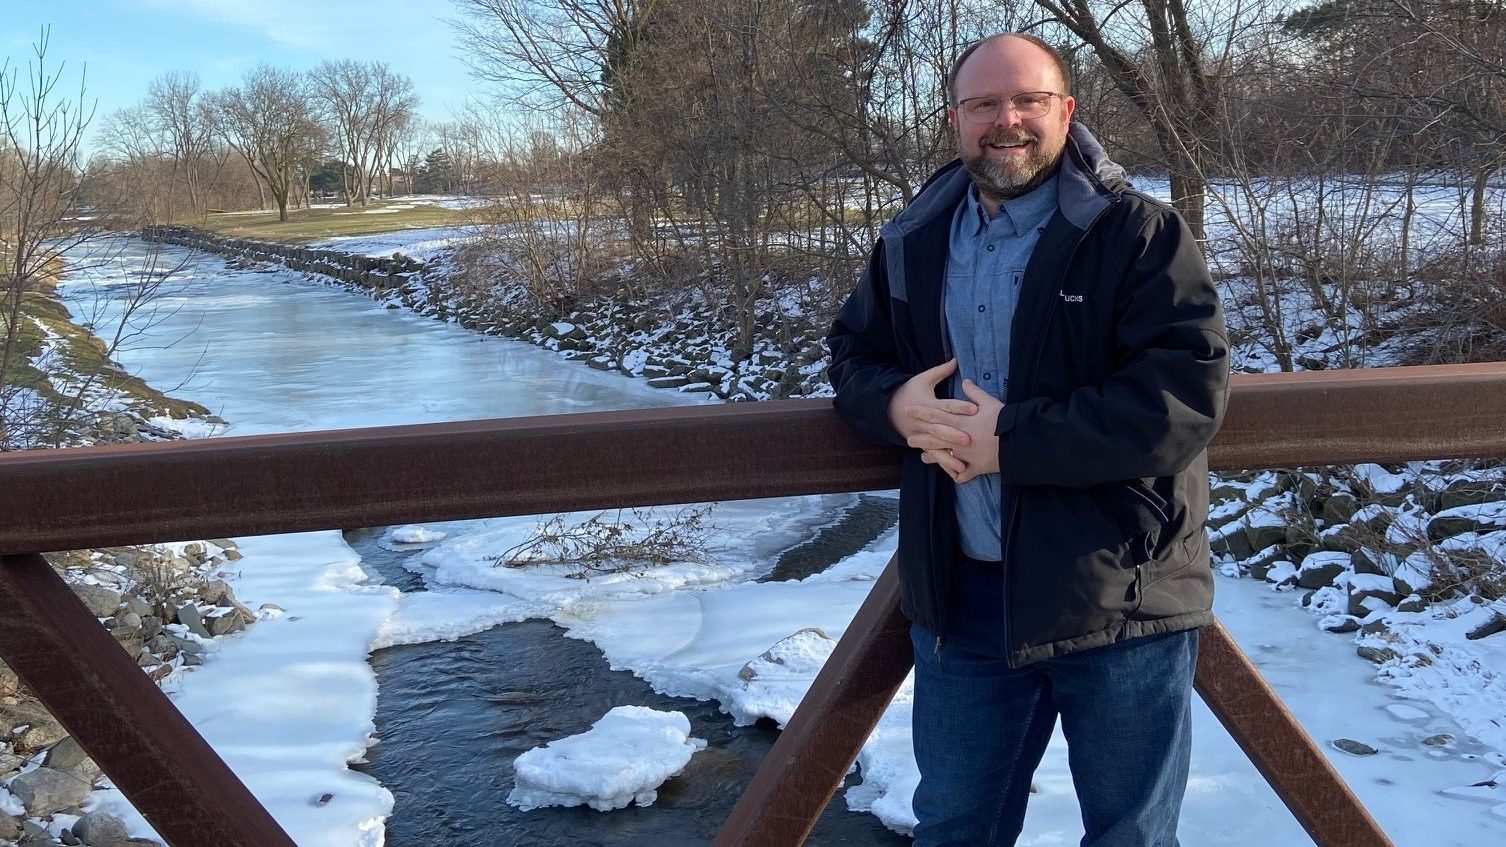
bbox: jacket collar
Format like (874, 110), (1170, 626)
(884, 122), (1126, 238)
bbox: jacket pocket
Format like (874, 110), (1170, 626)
(1104, 480), (1170, 565)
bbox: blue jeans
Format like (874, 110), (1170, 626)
(910, 609), (1197, 847)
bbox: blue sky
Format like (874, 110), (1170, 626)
(1, 0), (482, 152)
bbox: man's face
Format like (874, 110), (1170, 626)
(948, 37), (1076, 202)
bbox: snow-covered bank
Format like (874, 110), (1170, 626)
(91, 533), (398, 846)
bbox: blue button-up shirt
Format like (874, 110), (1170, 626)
(944, 176), (1059, 561)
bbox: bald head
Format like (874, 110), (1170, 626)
(948, 33), (1070, 107)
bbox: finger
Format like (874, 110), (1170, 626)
(954, 467), (983, 484)
(911, 425), (971, 449)
(908, 431), (967, 452)
(922, 449), (968, 476)
(919, 357), (958, 386)
(936, 399), (978, 416)
(960, 379), (994, 404)
(909, 406), (973, 432)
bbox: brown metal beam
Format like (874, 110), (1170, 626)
(1197, 620), (1394, 846)
(0, 399), (903, 555)
(1214, 363), (1506, 470)
(712, 554), (911, 847)
(3, 364), (1506, 555)
(0, 553), (297, 847)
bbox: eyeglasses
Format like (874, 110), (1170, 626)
(955, 92), (1065, 124)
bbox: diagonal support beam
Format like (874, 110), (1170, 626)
(0, 553), (297, 847)
(1196, 619), (1393, 846)
(712, 554), (912, 846)
(712, 559), (1394, 847)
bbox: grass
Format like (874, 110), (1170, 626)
(185, 199), (469, 244)
(4, 281), (208, 445)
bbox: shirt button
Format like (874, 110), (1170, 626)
(978, 305), (985, 313)
(986, 245), (995, 252)
(983, 372), (992, 380)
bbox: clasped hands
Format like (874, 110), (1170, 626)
(887, 358), (1002, 484)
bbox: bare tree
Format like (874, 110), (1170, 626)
(1029, 0), (1252, 239)
(365, 63), (419, 201)
(1, 31), (201, 450)
(450, 0), (660, 116)
(1, 30), (99, 443)
(144, 71), (217, 217)
(307, 60), (417, 206)
(210, 65), (322, 221)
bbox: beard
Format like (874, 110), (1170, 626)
(960, 127), (1063, 204)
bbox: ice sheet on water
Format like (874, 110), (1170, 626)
(388, 524), (446, 544)
(506, 706), (706, 812)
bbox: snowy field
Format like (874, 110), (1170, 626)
(27, 182), (1506, 846)
(307, 225), (480, 264)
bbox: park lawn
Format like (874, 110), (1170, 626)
(187, 200), (468, 244)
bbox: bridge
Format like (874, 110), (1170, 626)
(3, 363), (1505, 847)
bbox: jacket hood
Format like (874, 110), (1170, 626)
(885, 122), (1128, 237)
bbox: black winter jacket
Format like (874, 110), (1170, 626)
(827, 124), (1230, 666)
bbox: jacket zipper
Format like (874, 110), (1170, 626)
(1000, 196), (1119, 667)
(934, 256), (955, 652)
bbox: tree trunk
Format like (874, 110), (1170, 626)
(1167, 163), (1206, 243)
(1400, 163), (1418, 295)
(1469, 162), (1494, 246)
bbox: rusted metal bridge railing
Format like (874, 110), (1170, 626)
(3, 363), (1506, 847)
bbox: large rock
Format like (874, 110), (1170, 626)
(0, 704), (67, 752)
(1321, 492), (1360, 525)
(1297, 552), (1349, 590)
(0, 754), (22, 780)
(1436, 482), (1506, 512)
(40, 736), (86, 772)
(205, 609), (245, 637)
(69, 810), (130, 847)
(110, 627), (144, 660)
(1244, 523), (1288, 554)
(1466, 614), (1506, 641)
(70, 585), (121, 618)
(8, 766), (91, 815)
(1349, 547), (1388, 575)
(174, 603), (214, 639)
(1427, 504), (1506, 540)
(0, 814), (21, 842)
(119, 594), (153, 619)
(1347, 586), (1403, 617)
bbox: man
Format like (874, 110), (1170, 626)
(826, 33), (1229, 847)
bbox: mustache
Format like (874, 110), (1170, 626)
(979, 128), (1037, 146)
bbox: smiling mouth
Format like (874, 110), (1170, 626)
(982, 132), (1035, 151)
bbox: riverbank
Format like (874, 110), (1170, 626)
(1, 249), (257, 846)
(1, 260), (212, 451)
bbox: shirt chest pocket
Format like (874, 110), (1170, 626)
(943, 265), (1026, 399)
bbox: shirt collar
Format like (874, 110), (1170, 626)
(965, 173), (1060, 236)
